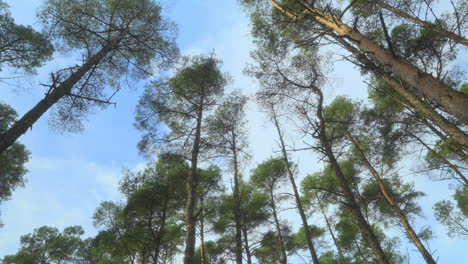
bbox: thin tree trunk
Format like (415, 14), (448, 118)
(242, 226), (253, 264)
(154, 198), (168, 263)
(269, 188), (287, 264)
(199, 194), (206, 264)
(315, 193), (345, 262)
(269, 0), (468, 125)
(0, 42), (117, 154)
(232, 137), (244, 264)
(346, 132), (437, 264)
(309, 86), (391, 264)
(270, 108), (320, 264)
(184, 103), (204, 264)
(331, 35), (468, 150)
(411, 133), (468, 188)
(375, 0), (468, 46)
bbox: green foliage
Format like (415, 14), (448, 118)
(2, 226), (85, 263)
(461, 83), (468, 95)
(251, 157), (289, 189)
(0, 103), (30, 217)
(0, 0), (53, 72)
(434, 197), (468, 238)
(135, 54), (227, 155)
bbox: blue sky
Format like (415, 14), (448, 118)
(1, 0), (467, 263)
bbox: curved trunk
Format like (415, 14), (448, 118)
(347, 132), (437, 264)
(311, 87), (391, 264)
(183, 104), (204, 264)
(269, 0), (468, 125)
(271, 109), (320, 264)
(269, 188), (288, 264)
(0, 43), (116, 154)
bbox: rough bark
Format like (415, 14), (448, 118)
(310, 86), (391, 264)
(332, 34), (468, 151)
(269, 0), (468, 125)
(269, 188), (288, 264)
(271, 109), (320, 264)
(183, 103), (204, 264)
(232, 138), (244, 264)
(154, 198), (168, 263)
(0, 41), (118, 154)
(347, 132), (437, 264)
(375, 0), (468, 46)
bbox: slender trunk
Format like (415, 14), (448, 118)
(242, 226), (253, 264)
(154, 199), (168, 263)
(0, 42), (117, 154)
(271, 109), (320, 264)
(315, 193), (345, 262)
(347, 132), (437, 264)
(375, 0), (468, 46)
(232, 138), (244, 264)
(184, 103), (204, 264)
(310, 87), (390, 264)
(269, 0), (468, 125)
(411, 133), (468, 188)
(269, 188), (287, 264)
(199, 194), (206, 264)
(332, 35), (468, 150)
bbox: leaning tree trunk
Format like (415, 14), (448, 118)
(375, 0), (468, 46)
(315, 193), (346, 262)
(310, 86), (391, 264)
(232, 138), (244, 264)
(331, 35), (468, 151)
(0, 41), (118, 154)
(184, 103), (204, 264)
(268, 188), (288, 264)
(271, 108), (320, 264)
(269, 0), (468, 125)
(347, 132), (437, 264)
(242, 226), (253, 264)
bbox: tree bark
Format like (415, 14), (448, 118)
(269, 188), (288, 264)
(331, 35), (468, 151)
(375, 0), (468, 46)
(309, 86), (391, 264)
(346, 131), (437, 264)
(183, 103), (204, 264)
(232, 137), (244, 264)
(271, 108), (320, 264)
(0, 42), (117, 154)
(269, 0), (468, 125)
(154, 198), (168, 263)
(242, 226), (253, 264)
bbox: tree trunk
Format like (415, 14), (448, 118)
(331, 35), (468, 151)
(199, 194), (206, 264)
(232, 138), (244, 264)
(269, 188), (287, 264)
(154, 198), (168, 263)
(0, 43), (116, 154)
(242, 226), (253, 264)
(310, 86), (391, 264)
(269, 0), (468, 125)
(183, 104), (204, 264)
(375, 0), (468, 46)
(315, 193), (345, 262)
(346, 132), (437, 264)
(271, 108), (320, 264)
